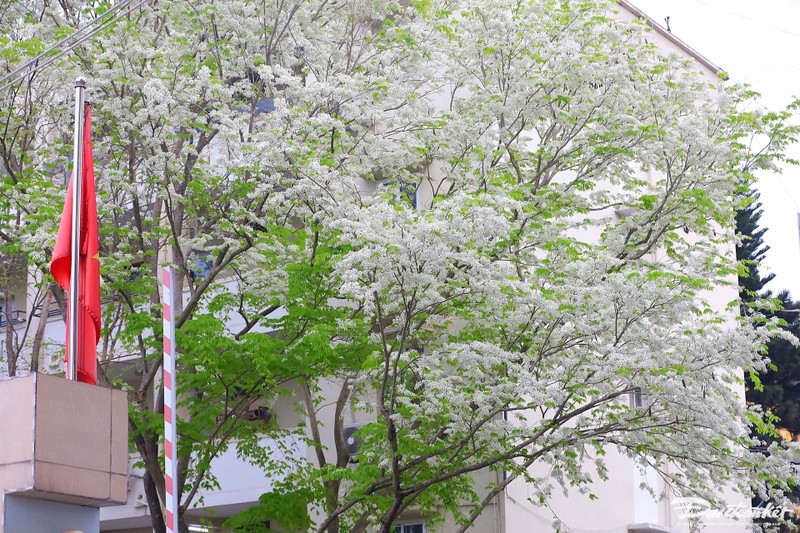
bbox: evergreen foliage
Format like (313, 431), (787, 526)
(737, 189), (800, 440)
(736, 190), (776, 303)
(754, 292), (800, 439)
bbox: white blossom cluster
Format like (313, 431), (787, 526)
(1, 0), (798, 530)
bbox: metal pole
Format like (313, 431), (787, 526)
(67, 77), (86, 381)
(162, 267), (178, 533)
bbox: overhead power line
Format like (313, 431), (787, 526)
(0, 0), (135, 88)
(0, 0), (150, 94)
(687, 0), (800, 40)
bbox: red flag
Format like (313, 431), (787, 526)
(51, 102), (101, 385)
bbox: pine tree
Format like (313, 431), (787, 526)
(736, 189), (776, 303)
(737, 189), (800, 530)
(738, 188), (800, 440)
(753, 292), (800, 439)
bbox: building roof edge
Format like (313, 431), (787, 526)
(617, 0), (727, 79)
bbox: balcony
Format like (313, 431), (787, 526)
(0, 308), (25, 327)
(100, 435), (306, 531)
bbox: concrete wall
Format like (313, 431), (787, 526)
(0, 373), (128, 533)
(502, 451), (686, 533)
(4, 495), (100, 533)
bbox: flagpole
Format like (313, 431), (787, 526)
(67, 77), (86, 382)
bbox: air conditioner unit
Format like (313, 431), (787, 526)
(343, 423), (366, 458)
(216, 406), (271, 425)
(240, 406), (271, 422)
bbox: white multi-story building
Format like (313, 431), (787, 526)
(0, 2), (758, 532)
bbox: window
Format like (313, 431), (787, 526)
(189, 252), (214, 281)
(32, 297), (61, 319)
(395, 523), (424, 533)
(254, 98), (276, 115)
(631, 387), (650, 408)
(0, 298), (24, 326)
(377, 179), (418, 209)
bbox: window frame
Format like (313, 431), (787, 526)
(394, 522), (425, 533)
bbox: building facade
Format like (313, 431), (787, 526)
(0, 1), (765, 532)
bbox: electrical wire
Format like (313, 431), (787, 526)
(0, 0), (136, 88)
(0, 0), (151, 92)
(0, 0), (151, 94)
(777, 175), (800, 212)
(684, 0), (800, 40)
(0, 0), (137, 89)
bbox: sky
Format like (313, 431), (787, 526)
(632, 0), (800, 297)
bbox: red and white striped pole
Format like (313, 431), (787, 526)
(162, 266), (178, 533)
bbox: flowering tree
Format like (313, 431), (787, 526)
(0, 1), (68, 376)
(1, 0), (799, 532)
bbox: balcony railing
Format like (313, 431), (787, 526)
(100, 435), (306, 529)
(0, 309), (25, 327)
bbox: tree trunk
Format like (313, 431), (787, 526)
(4, 286), (16, 377)
(178, 514), (190, 533)
(131, 414), (168, 533)
(143, 470), (167, 533)
(30, 287), (53, 373)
